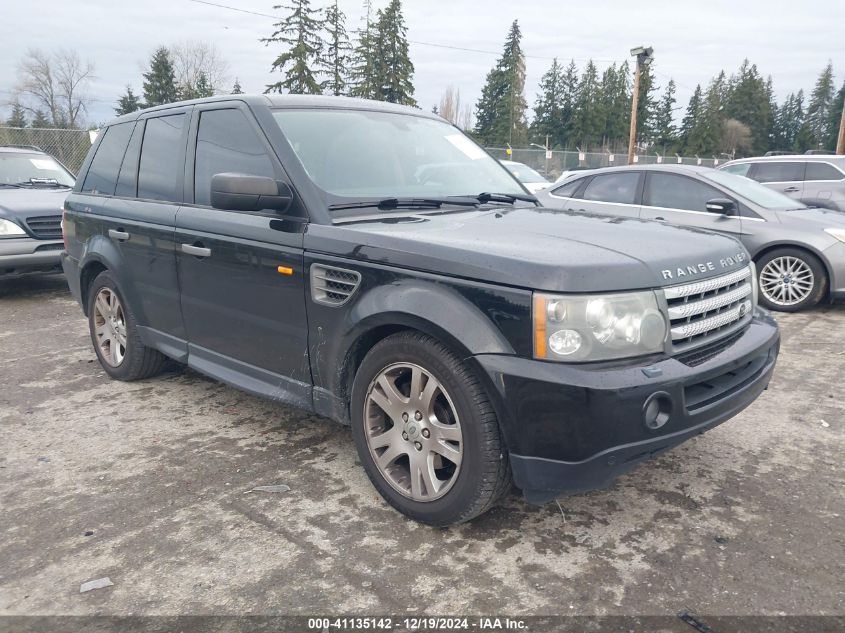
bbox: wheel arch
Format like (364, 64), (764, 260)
(751, 242), (832, 287)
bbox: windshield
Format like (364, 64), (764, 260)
(0, 152), (75, 187)
(703, 170), (805, 210)
(271, 109), (525, 205)
(504, 162), (548, 184)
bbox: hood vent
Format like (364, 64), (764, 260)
(310, 264), (362, 306)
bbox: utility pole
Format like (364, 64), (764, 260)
(837, 96), (845, 154)
(627, 46), (654, 165)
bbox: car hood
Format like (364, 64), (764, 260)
(309, 206), (750, 293)
(0, 188), (71, 219)
(776, 206), (845, 228)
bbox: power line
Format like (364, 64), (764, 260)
(185, 0), (620, 64)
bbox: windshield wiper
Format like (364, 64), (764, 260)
(328, 196), (480, 211)
(0, 183), (25, 188)
(16, 179), (68, 188)
(471, 192), (538, 204)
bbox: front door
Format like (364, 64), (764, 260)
(639, 172), (745, 240)
(175, 103), (311, 406)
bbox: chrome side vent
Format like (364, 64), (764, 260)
(310, 264), (362, 306)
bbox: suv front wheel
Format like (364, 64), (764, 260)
(87, 270), (166, 380)
(350, 332), (511, 526)
(756, 247), (828, 312)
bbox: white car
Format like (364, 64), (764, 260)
(500, 160), (551, 193)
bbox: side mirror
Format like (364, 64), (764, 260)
(705, 198), (736, 215)
(210, 173), (293, 213)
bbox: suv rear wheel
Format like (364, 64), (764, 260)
(350, 332), (510, 526)
(87, 270), (167, 380)
(756, 247), (827, 312)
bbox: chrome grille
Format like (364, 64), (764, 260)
(310, 264), (362, 306)
(664, 265), (754, 349)
(25, 215), (62, 239)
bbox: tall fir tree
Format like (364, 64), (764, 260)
(474, 20), (528, 146)
(723, 59), (771, 154)
(263, 0), (324, 95)
(806, 62), (835, 148)
(349, 0), (379, 99)
(143, 47), (178, 107)
(559, 60), (579, 147)
(826, 81), (845, 150)
(531, 58), (566, 147)
(6, 101), (27, 127)
(679, 84), (703, 152)
(115, 86), (142, 116)
(634, 63), (657, 142)
(686, 71), (727, 155)
(601, 62), (631, 148)
(231, 78), (244, 94)
(322, 0), (352, 96)
(31, 110), (51, 128)
(570, 60), (602, 147)
(373, 0), (416, 105)
(194, 72), (214, 98)
(653, 79), (677, 149)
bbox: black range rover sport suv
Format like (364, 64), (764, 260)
(62, 95), (779, 525)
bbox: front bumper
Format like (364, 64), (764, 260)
(0, 238), (64, 278)
(473, 311), (780, 503)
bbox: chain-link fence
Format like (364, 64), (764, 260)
(0, 127), (93, 175)
(486, 147), (723, 181)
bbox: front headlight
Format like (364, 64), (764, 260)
(824, 228), (845, 243)
(533, 291), (667, 362)
(0, 218), (27, 238)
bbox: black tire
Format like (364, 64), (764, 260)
(87, 270), (167, 381)
(350, 331), (511, 526)
(756, 247), (828, 312)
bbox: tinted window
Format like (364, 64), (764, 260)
(552, 178), (583, 198)
(581, 172), (639, 204)
(138, 114), (186, 202)
(194, 109), (275, 206)
(644, 173), (723, 212)
(751, 162), (804, 183)
(722, 163), (751, 177)
(115, 122), (144, 198)
(82, 122), (134, 195)
(805, 162), (844, 181)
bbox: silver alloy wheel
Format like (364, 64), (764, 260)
(93, 288), (127, 367)
(759, 256), (815, 306)
(363, 362), (463, 502)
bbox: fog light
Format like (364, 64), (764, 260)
(643, 392), (673, 430)
(549, 329), (582, 356)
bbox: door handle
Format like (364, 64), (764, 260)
(655, 216), (665, 221)
(783, 186), (799, 193)
(108, 229), (130, 242)
(181, 243), (212, 258)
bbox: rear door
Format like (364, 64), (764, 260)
(558, 171), (643, 218)
(639, 172), (745, 240)
(175, 101), (311, 406)
(803, 161), (845, 208)
(747, 161), (805, 201)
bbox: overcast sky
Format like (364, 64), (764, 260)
(1, 0), (843, 128)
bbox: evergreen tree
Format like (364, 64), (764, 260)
(570, 59), (602, 147)
(826, 81), (845, 150)
(231, 78), (244, 94)
(531, 58), (566, 147)
(806, 62), (835, 148)
(6, 101), (27, 127)
(679, 84), (703, 152)
(143, 47), (178, 107)
(31, 110), (51, 128)
(349, 0), (379, 99)
(373, 0), (416, 105)
(601, 62), (631, 148)
(634, 63), (657, 142)
(194, 72), (214, 98)
(322, 0), (352, 96)
(559, 60), (579, 147)
(473, 20), (528, 146)
(263, 0), (324, 95)
(723, 59), (771, 154)
(687, 71), (727, 155)
(115, 86), (142, 116)
(653, 79), (677, 149)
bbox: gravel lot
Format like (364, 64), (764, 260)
(1, 275), (843, 618)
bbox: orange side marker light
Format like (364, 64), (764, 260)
(277, 266), (294, 276)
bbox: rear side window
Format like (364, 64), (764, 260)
(194, 109), (275, 207)
(722, 163), (752, 177)
(751, 162), (804, 183)
(644, 173), (723, 212)
(581, 172), (639, 204)
(138, 114), (186, 202)
(805, 162), (844, 181)
(82, 122), (134, 195)
(551, 178), (583, 198)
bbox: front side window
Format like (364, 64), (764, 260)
(805, 162), (844, 181)
(271, 109), (523, 205)
(581, 172), (639, 204)
(138, 114), (186, 202)
(751, 161), (804, 183)
(0, 152), (75, 188)
(644, 173), (722, 212)
(194, 109), (276, 207)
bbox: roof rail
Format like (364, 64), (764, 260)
(0, 144), (44, 152)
